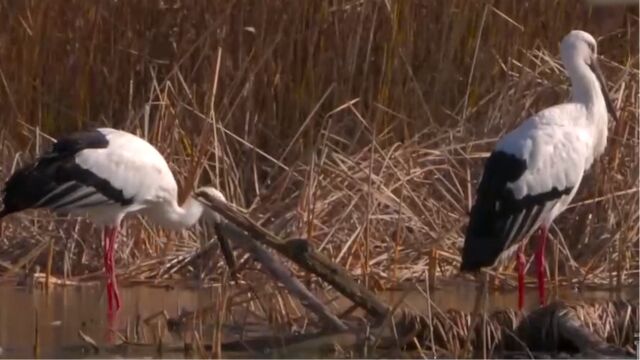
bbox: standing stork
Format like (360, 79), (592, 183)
(460, 30), (619, 310)
(0, 128), (236, 315)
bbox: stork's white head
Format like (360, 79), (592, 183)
(195, 186), (227, 203)
(560, 30), (598, 67)
(559, 30), (618, 125)
(194, 186), (227, 223)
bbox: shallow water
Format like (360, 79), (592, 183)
(0, 281), (634, 358)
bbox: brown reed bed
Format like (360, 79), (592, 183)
(61, 298), (636, 358)
(0, 0), (637, 326)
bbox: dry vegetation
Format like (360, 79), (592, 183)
(93, 299), (636, 358)
(0, 1), (637, 294)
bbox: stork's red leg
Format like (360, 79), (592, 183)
(102, 228), (114, 313)
(535, 226), (548, 306)
(103, 226), (121, 314)
(104, 226), (121, 340)
(108, 227), (115, 312)
(517, 250), (526, 311)
(109, 226), (121, 311)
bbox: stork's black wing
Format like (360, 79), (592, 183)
(0, 130), (125, 217)
(460, 151), (573, 272)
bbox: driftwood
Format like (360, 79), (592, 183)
(394, 300), (637, 358)
(197, 192), (390, 320)
(72, 301), (636, 358)
(213, 216), (348, 331)
(505, 301), (636, 358)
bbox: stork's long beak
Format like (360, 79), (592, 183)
(589, 56), (620, 124)
(194, 191), (238, 279)
(213, 222), (238, 279)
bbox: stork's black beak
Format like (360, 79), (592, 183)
(589, 56), (620, 124)
(193, 191), (238, 279)
(213, 222), (238, 280)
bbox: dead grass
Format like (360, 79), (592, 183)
(70, 297), (638, 358)
(0, 1), (637, 293)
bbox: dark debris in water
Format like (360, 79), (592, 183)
(58, 300), (636, 359)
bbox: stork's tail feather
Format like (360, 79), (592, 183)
(1, 159), (62, 215)
(460, 236), (499, 272)
(461, 203), (504, 272)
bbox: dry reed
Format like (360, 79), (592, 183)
(0, 1), (637, 294)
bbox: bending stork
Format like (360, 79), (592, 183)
(0, 128), (236, 315)
(460, 30), (619, 309)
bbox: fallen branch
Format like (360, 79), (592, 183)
(196, 191), (390, 320)
(214, 219), (348, 331)
(74, 301), (636, 359)
(507, 301), (636, 358)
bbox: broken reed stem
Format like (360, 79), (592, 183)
(464, 271), (489, 358)
(33, 308), (39, 358)
(45, 237), (54, 293)
(364, 129), (376, 289)
(424, 271), (436, 357)
(428, 248), (437, 290)
(211, 271), (228, 359)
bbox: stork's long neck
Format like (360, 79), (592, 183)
(566, 60), (608, 156)
(568, 62), (605, 115)
(161, 195), (205, 230)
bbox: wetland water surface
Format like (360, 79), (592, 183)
(0, 281), (634, 358)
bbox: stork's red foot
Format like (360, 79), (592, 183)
(103, 226), (121, 314)
(535, 227), (548, 306)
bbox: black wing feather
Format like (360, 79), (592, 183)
(460, 151), (572, 272)
(0, 130), (131, 217)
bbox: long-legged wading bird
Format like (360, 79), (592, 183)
(0, 128), (236, 315)
(460, 30), (619, 310)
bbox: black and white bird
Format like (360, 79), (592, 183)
(0, 128), (236, 315)
(461, 30), (619, 309)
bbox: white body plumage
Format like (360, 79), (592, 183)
(461, 30), (618, 272)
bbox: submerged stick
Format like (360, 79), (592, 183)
(33, 308), (39, 358)
(464, 271), (488, 357)
(45, 238), (54, 292)
(213, 216), (348, 331)
(78, 330), (99, 354)
(197, 192), (390, 320)
(83, 301), (636, 359)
